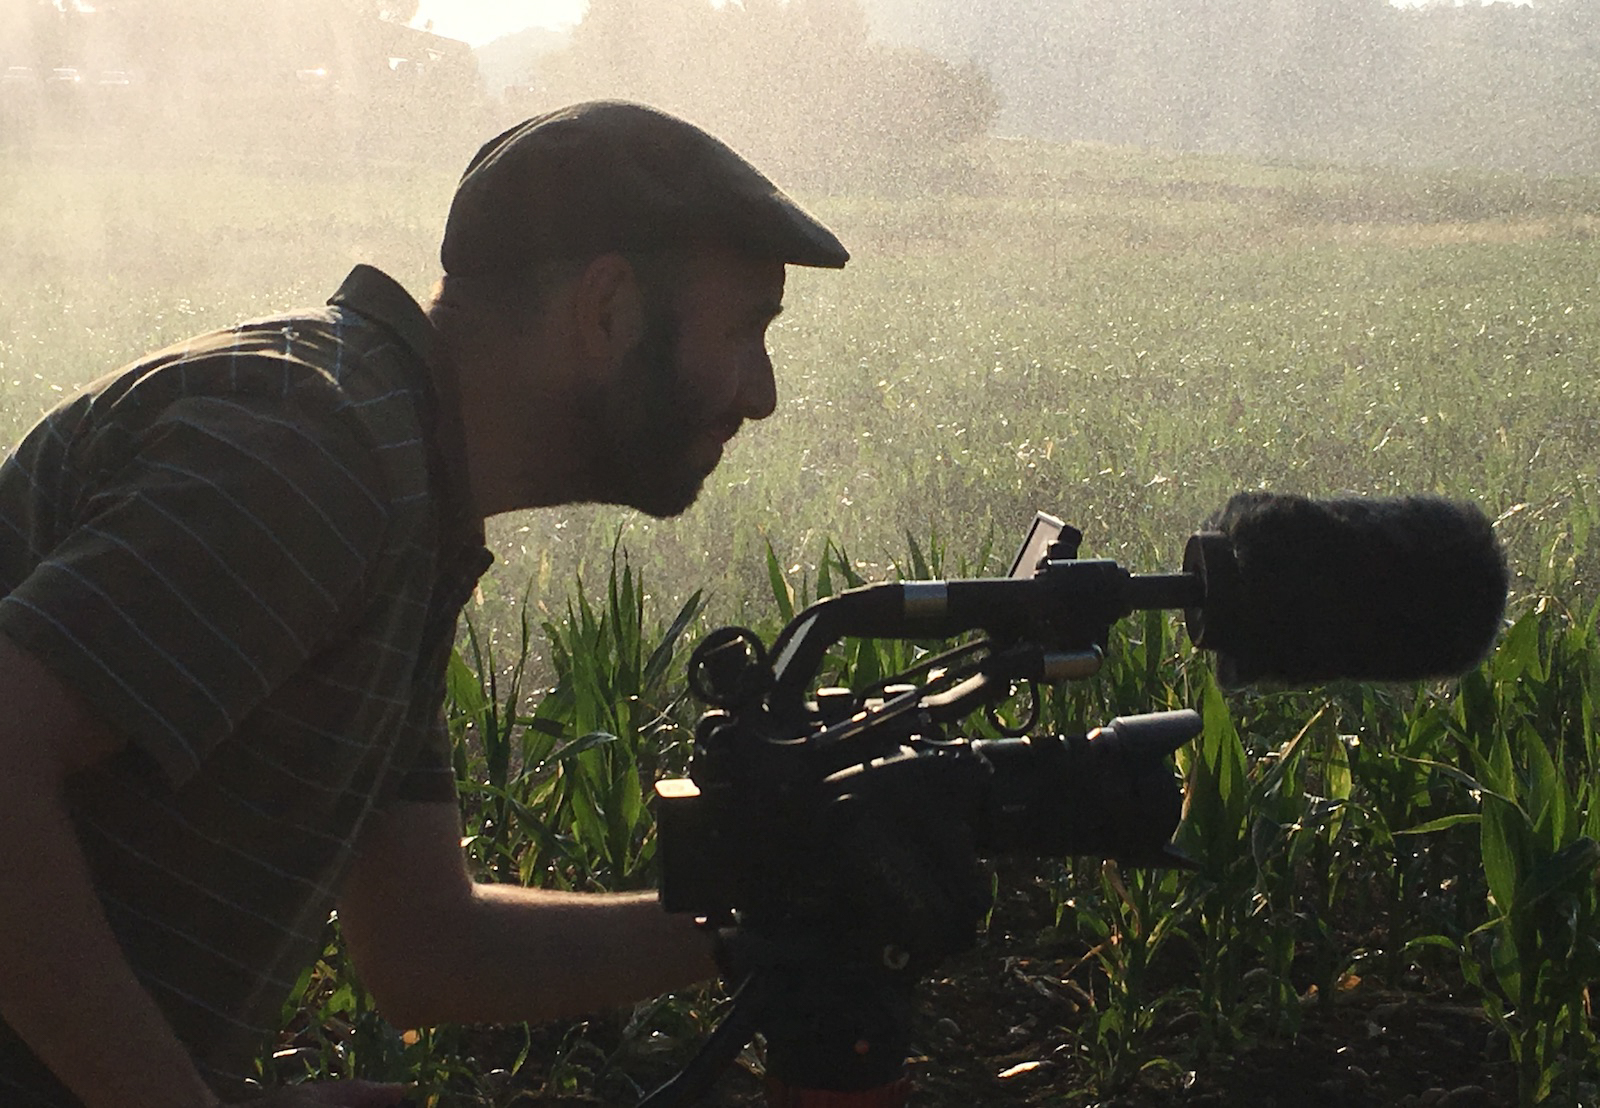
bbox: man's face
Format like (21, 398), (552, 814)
(594, 247), (785, 517)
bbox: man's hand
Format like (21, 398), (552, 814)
(238, 1080), (411, 1107)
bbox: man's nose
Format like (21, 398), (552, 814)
(740, 349), (777, 421)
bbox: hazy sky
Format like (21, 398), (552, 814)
(410, 0), (584, 45)
(409, 0), (1535, 47)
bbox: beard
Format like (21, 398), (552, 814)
(590, 307), (716, 518)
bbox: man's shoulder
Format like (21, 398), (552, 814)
(77, 314), (421, 444)
(76, 266), (432, 412)
(6, 270), (440, 531)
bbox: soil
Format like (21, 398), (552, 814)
(516, 876), (1520, 1108)
(904, 941), (1514, 1108)
(529, 960), (1514, 1108)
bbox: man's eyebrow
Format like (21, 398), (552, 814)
(752, 301), (785, 325)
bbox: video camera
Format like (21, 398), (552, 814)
(642, 492), (1509, 1107)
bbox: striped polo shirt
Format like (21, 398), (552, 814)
(0, 265), (492, 1104)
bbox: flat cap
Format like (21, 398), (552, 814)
(441, 100), (849, 274)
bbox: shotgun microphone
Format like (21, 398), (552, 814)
(1183, 492), (1509, 686)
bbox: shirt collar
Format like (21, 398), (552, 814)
(327, 265), (487, 553)
(328, 264), (437, 365)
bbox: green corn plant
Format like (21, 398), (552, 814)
(1360, 693), (1478, 924)
(762, 534), (872, 622)
(448, 539), (705, 892)
(1449, 606), (1600, 1106)
(1060, 862), (1189, 1094)
(1169, 678), (1371, 1047)
(1464, 734), (1600, 1105)
(1170, 676), (1255, 1052)
(525, 546), (705, 890)
(449, 591), (543, 885)
(262, 920), (499, 1106)
(1237, 703), (1327, 1038)
(1283, 729), (1359, 1009)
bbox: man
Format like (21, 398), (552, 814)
(0, 100), (849, 1108)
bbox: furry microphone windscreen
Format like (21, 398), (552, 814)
(1188, 492), (1509, 686)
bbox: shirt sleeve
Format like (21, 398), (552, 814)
(389, 712), (461, 805)
(0, 394), (390, 788)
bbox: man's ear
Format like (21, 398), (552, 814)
(571, 253), (646, 361)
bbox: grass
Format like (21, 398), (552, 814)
(7, 136), (1597, 630)
(4, 131), (1600, 1104)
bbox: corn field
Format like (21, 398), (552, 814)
(4, 136), (1599, 1105)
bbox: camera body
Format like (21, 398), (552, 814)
(644, 536), (1203, 1100)
(655, 703), (1198, 922)
(653, 514), (1203, 930)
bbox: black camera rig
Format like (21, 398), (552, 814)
(641, 496), (1508, 1107)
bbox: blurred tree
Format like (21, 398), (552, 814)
(1249, 0), (1398, 157)
(340, 0), (420, 23)
(0, 0), (44, 67)
(881, 0), (1600, 175)
(536, 0), (1000, 191)
(875, 0), (1593, 174)
(25, 0), (482, 161)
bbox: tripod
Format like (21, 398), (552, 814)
(640, 942), (917, 1108)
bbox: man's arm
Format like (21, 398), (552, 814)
(337, 798), (719, 1029)
(0, 635), (404, 1108)
(0, 634), (230, 1108)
